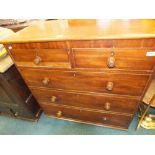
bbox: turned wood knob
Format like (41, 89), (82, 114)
(8, 45), (12, 50)
(42, 78), (49, 86)
(50, 96), (57, 103)
(106, 82), (114, 91)
(56, 111), (62, 117)
(105, 102), (111, 110)
(107, 52), (115, 68)
(103, 117), (107, 121)
(34, 56), (42, 65)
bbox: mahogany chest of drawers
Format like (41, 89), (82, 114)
(1, 19), (155, 130)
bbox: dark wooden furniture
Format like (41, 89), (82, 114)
(0, 20), (40, 32)
(1, 19), (155, 130)
(0, 65), (41, 121)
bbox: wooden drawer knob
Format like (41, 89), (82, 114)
(8, 45), (12, 50)
(103, 117), (107, 121)
(105, 102), (111, 110)
(50, 96), (57, 103)
(56, 111), (62, 117)
(42, 78), (50, 86)
(106, 82), (114, 91)
(34, 56), (42, 65)
(107, 52), (115, 68)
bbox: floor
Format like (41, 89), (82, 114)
(0, 111), (155, 135)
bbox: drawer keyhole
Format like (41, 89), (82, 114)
(106, 82), (114, 91)
(34, 56), (42, 65)
(50, 96), (57, 103)
(107, 52), (115, 68)
(42, 78), (50, 86)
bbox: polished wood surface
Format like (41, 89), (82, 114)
(18, 68), (149, 96)
(1, 20), (155, 43)
(1, 20), (155, 130)
(73, 48), (155, 70)
(10, 49), (70, 68)
(30, 87), (139, 114)
(40, 103), (132, 130)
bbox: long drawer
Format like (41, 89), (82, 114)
(40, 103), (132, 130)
(73, 48), (155, 71)
(30, 88), (139, 114)
(19, 68), (149, 96)
(10, 48), (70, 68)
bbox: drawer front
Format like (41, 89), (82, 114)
(73, 48), (155, 70)
(40, 103), (132, 129)
(10, 49), (70, 68)
(19, 68), (149, 96)
(30, 88), (139, 114)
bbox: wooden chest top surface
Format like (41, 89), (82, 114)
(1, 19), (155, 43)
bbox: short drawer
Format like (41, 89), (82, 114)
(40, 103), (132, 130)
(73, 48), (155, 71)
(19, 68), (149, 96)
(9, 48), (70, 68)
(30, 88), (139, 114)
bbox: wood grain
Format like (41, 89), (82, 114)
(19, 68), (150, 96)
(2, 20), (155, 43)
(10, 48), (70, 68)
(40, 102), (132, 130)
(30, 87), (140, 114)
(73, 48), (155, 71)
